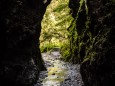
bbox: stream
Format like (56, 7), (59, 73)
(34, 49), (84, 86)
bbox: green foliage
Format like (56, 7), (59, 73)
(40, 0), (71, 55)
(55, 15), (73, 26)
(53, 4), (68, 12)
(60, 42), (71, 61)
(40, 43), (57, 53)
(62, 0), (89, 63)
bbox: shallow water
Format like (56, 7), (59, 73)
(35, 51), (83, 86)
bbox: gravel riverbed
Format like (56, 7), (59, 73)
(34, 50), (84, 86)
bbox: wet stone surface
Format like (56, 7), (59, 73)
(34, 50), (84, 86)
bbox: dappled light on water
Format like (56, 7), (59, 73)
(41, 50), (67, 86)
(34, 50), (83, 86)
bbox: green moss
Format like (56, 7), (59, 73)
(82, 51), (97, 64)
(78, 0), (84, 13)
(65, 0), (91, 63)
(82, 57), (90, 63)
(60, 42), (71, 61)
(44, 77), (64, 82)
(45, 67), (67, 83)
(49, 78), (64, 82)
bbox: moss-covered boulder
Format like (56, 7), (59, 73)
(0, 0), (51, 86)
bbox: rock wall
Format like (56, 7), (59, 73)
(0, 0), (51, 86)
(69, 0), (115, 86)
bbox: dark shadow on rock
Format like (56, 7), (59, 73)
(0, 0), (51, 86)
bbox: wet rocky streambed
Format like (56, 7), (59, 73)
(34, 49), (84, 86)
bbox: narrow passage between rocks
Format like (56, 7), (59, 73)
(35, 48), (84, 86)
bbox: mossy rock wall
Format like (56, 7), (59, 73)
(0, 0), (51, 86)
(69, 0), (115, 86)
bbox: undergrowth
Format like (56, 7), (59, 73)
(40, 43), (59, 53)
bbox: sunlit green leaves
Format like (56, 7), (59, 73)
(53, 4), (68, 12)
(40, 0), (72, 53)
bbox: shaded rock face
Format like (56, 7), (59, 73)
(69, 0), (115, 86)
(0, 0), (51, 86)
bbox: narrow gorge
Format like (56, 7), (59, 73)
(0, 0), (114, 86)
